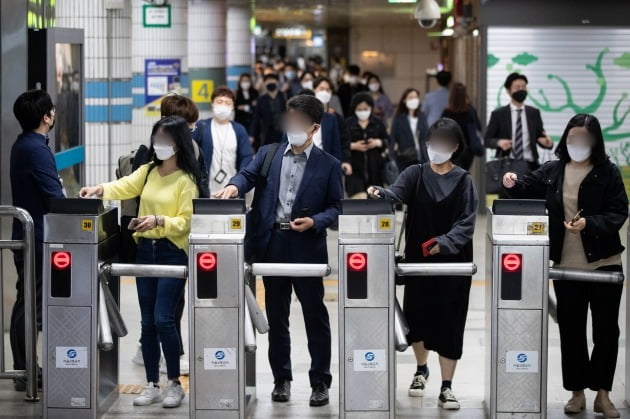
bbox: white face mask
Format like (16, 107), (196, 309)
(368, 83), (380, 93)
(567, 144), (592, 163)
(406, 98), (420, 110)
(287, 130), (309, 147)
(154, 145), (176, 161)
(315, 90), (332, 105)
(240, 81), (251, 90)
(355, 110), (371, 121)
(427, 144), (453, 164)
(213, 104), (233, 120)
(301, 80), (313, 90)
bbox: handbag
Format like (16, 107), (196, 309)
(466, 108), (485, 156)
(485, 157), (530, 194)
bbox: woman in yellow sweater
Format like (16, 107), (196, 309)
(80, 116), (200, 408)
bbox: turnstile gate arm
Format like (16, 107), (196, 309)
(98, 281), (114, 351)
(244, 300), (257, 353)
(247, 263), (332, 277)
(394, 297), (409, 352)
(549, 267), (624, 284)
(98, 271), (128, 337)
(245, 284), (269, 334)
(107, 263), (188, 279)
(396, 262), (477, 276)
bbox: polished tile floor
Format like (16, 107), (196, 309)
(1, 214), (629, 418)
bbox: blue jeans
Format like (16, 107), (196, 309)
(136, 238), (187, 382)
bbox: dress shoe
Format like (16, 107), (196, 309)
(563, 394), (586, 414)
(309, 382), (329, 407)
(271, 379), (291, 402)
(594, 396), (620, 418)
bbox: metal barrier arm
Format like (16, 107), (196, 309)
(247, 263), (331, 277)
(0, 206), (38, 401)
(98, 281), (114, 351)
(245, 285), (269, 334)
(394, 297), (409, 352)
(106, 263), (188, 279)
(396, 262), (477, 277)
(98, 271), (128, 338)
(549, 267), (624, 284)
(243, 300), (257, 353)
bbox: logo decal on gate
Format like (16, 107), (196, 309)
(364, 351), (375, 362)
(517, 353), (528, 363)
(215, 350), (225, 360)
(67, 349), (77, 359)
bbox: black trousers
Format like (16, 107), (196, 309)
(262, 229), (332, 387)
(10, 250), (43, 370)
(553, 265), (623, 391)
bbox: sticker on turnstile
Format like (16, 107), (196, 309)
(505, 350), (538, 373)
(56, 347), (88, 369)
(377, 217), (393, 232)
(81, 219), (94, 231)
(204, 348), (236, 370)
(527, 221), (546, 235)
(229, 217), (243, 231)
(70, 397), (86, 407)
(353, 350), (386, 371)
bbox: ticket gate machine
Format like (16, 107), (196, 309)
(338, 199), (396, 419)
(43, 199), (121, 418)
(188, 199), (255, 419)
(486, 199), (550, 418)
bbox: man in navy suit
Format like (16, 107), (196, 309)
(215, 95), (343, 407)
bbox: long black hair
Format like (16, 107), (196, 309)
(149, 115), (201, 187)
(555, 114), (608, 166)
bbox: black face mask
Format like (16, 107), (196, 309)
(511, 90), (527, 103)
(266, 83), (277, 92)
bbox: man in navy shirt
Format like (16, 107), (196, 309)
(10, 90), (65, 391)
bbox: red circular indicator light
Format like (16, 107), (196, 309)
(347, 253), (367, 272)
(198, 252), (217, 272)
(502, 253), (522, 272)
(52, 251), (71, 270)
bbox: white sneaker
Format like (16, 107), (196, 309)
(438, 387), (461, 410)
(133, 382), (162, 406)
(159, 356), (189, 376)
(408, 373), (428, 397)
(162, 380), (185, 408)
(131, 345), (144, 366)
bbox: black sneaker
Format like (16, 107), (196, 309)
(438, 387), (461, 410)
(408, 371), (429, 397)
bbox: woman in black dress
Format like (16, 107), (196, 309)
(368, 118), (478, 411)
(346, 92), (388, 197)
(234, 73), (258, 133)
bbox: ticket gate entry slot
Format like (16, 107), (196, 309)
(485, 199), (550, 418)
(188, 199), (260, 419)
(43, 199), (121, 419)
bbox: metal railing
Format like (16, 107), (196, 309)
(0, 206), (38, 401)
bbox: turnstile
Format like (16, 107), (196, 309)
(188, 199), (257, 419)
(338, 199), (396, 419)
(486, 199), (550, 418)
(43, 199), (121, 418)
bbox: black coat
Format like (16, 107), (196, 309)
(506, 159), (628, 264)
(250, 92), (286, 150)
(234, 88), (259, 132)
(485, 104), (552, 161)
(345, 116), (388, 196)
(389, 112), (429, 169)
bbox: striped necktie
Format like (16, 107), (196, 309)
(513, 108), (524, 160)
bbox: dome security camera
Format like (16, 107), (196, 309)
(414, 0), (441, 28)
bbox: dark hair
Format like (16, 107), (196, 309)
(286, 94), (324, 124)
(211, 86), (236, 103)
(555, 114), (607, 166)
(446, 82), (471, 113)
(347, 64), (361, 76)
(297, 89), (315, 97)
(350, 92), (374, 113)
(263, 73), (279, 82)
(150, 116), (200, 185)
(160, 94), (199, 123)
(313, 76), (334, 90)
(13, 90), (55, 131)
(299, 71), (315, 82)
(237, 73), (252, 91)
(427, 117), (466, 160)
(367, 73), (384, 93)
(436, 71), (452, 87)
(396, 88), (421, 117)
(504, 72), (528, 90)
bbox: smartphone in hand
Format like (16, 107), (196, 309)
(127, 218), (141, 230)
